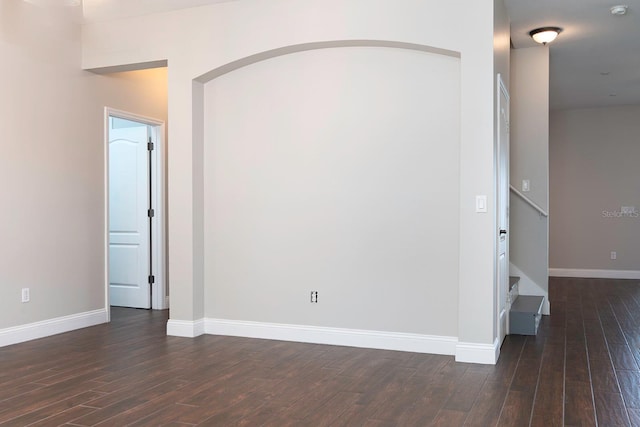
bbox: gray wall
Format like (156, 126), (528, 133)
(0, 0), (167, 329)
(550, 105), (640, 271)
(203, 47), (461, 336)
(494, 0), (510, 89)
(509, 47), (549, 292)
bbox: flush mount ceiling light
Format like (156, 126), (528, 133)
(610, 5), (628, 15)
(529, 27), (563, 45)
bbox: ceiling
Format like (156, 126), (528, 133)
(506, 0), (640, 110)
(80, 0), (235, 23)
(31, 0), (639, 111)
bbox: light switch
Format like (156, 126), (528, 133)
(522, 180), (530, 192)
(476, 195), (488, 213)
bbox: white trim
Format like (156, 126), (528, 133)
(107, 107), (165, 127)
(549, 268), (640, 280)
(103, 108), (110, 321)
(0, 309), (108, 348)
(495, 72), (511, 346)
(104, 107), (167, 311)
(455, 339), (500, 365)
(166, 319), (205, 338)
(149, 122), (167, 310)
(204, 318), (458, 356)
(168, 318), (501, 364)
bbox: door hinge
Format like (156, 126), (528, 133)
(147, 140), (154, 151)
(148, 275), (155, 284)
(148, 208), (155, 218)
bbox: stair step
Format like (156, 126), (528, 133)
(509, 276), (520, 291)
(511, 295), (544, 313)
(509, 295), (544, 336)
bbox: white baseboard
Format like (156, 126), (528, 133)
(205, 318), (459, 357)
(543, 299), (551, 315)
(549, 268), (640, 280)
(0, 309), (108, 348)
(167, 317), (500, 364)
(455, 339), (500, 364)
(166, 318), (205, 338)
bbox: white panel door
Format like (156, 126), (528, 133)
(109, 118), (150, 308)
(497, 75), (510, 344)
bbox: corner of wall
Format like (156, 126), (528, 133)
(456, 339), (500, 365)
(166, 318), (205, 338)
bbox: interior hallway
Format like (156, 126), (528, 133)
(0, 278), (638, 426)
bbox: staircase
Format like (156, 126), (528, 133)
(508, 276), (544, 336)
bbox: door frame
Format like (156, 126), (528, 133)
(495, 74), (510, 343)
(104, 107), (167, 319)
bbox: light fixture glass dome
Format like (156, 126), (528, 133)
(529, 27), (563, 45)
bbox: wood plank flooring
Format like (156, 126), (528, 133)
(1, 277), (639, 426)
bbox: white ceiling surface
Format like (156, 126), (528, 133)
(29, 0), (639, 110)
(81, 0), (236, 22)
(506, 0), (640, 110)
(82, 0), (640, 111)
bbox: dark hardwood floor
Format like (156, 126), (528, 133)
(1, 277), (639, 426)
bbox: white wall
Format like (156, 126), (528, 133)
(550, 105), (640, 274)
(509, 47), (549, 299)
(82, 0), (229, 23)
(494, 0), (510, 89)
(82, 0), (499, 362)
(0, 0), (167, 331)
(204, 47), (460, 336)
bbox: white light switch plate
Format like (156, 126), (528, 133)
(476, 195), (487, 213)
(522, 180), (530, 192)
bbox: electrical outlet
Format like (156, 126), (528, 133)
(21, 288), (30, 303)
(611, 251), (617, 260)
(310, 291), (318, 303)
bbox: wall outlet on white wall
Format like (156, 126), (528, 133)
(610, 251), (617, 260)
(310, 291), (318, 303)
(21, 288), (30, 303)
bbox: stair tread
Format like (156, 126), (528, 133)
(511, 295), (544, 313)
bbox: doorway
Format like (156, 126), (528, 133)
(105, 108), (165, 314)
(496, 74), (510, 345)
